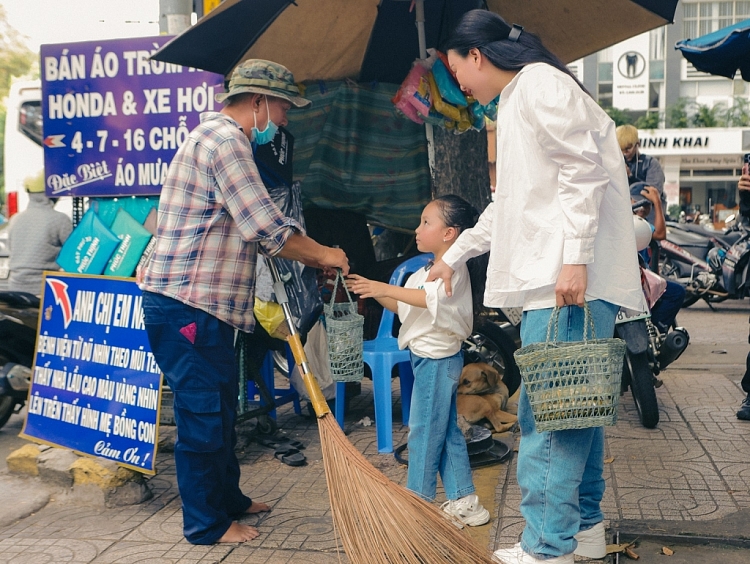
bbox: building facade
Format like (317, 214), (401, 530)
(578, 0), (750, 223)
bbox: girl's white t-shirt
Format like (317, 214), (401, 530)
(396, 263), (473, 360)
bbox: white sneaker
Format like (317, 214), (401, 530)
(493, 543), (574, 564)
(574, 522), (607, 559)
(440, 494), (490, 527)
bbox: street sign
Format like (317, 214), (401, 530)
(41, 36), (225, 198)
(21, 274), (161, 474)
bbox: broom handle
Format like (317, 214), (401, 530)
(267, 256), (331, 418)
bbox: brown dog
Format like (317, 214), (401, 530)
(457, 362), (518, 433)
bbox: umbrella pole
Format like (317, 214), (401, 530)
(414, 0), (436, 193)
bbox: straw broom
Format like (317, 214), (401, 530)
(267, 258), (496, 563)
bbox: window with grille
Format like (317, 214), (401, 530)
(683, 1), (750, 38)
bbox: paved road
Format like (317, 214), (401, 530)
(0, 299), (748, 563)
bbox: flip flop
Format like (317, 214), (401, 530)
(256, 435), (305, 450)
(274, 447), (306, 467)
(271, 443), (300, 455)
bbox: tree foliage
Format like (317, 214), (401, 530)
(602, 106), (633, 126)
(634, 111), (660, 130)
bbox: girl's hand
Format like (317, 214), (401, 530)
(346, 274), (390, 299)
(555, 264), (587, 307)
(425, 259), (455, 296)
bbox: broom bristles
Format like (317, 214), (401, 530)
(316, 412), (497, 564)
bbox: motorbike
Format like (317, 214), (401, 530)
(615, 308), (689, 429)
(614, 212), (691, 429)
(707, 215), (750, 303)
(0, 291), (38, 429)
(659, 225), (728, 307)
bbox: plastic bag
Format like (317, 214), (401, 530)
(104, 209), (153, 277)
(640, 267), (667, 309)
(254, 181), (324, 338)
(432, 58), (467, 106)
(253, 297), (289, 340)
(392, 64), (426, 124)
(57, 209), (121, 275)
(92, 196), (157, 228)
(289, 320), (336, 401)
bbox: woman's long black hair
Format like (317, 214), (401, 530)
(443, 9), (589, 95)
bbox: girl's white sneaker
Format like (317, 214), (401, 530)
(440, 494), (490, 527)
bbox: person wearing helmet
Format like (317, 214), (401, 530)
(7, 171), (72, 295)
(630, 183), (685, 333)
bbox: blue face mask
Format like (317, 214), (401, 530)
(252, 97), (278, 145)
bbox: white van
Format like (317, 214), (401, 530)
(3, 79), (72, 218)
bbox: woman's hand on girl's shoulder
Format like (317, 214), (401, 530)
(426, 260), (455, 297)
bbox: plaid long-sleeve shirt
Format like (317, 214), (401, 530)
(140, 112), (301, 332)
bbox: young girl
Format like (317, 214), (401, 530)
(347, 194), (489, 527)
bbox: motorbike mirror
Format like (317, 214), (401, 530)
(725, 213), (736, 226)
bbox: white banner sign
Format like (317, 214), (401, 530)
(613, 33), (650, 111)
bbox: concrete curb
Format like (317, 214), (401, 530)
(5, 443), (152, 507)
(612, 508), (750, 548)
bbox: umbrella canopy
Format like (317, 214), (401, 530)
(675, 18), (750, 81)
(152, 0), (678, 82)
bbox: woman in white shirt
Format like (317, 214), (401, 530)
(431, 10), (646, 564)
(348, 195), (490, 528)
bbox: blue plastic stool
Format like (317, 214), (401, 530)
(247, 345), (302, 419)
(335, 253), (433, 452)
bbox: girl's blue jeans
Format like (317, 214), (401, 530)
(518, 300), (619, 559)
(406, 350), (475, 502)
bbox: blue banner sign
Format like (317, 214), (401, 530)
(21, 274), (161, 474)
(41, 36), (225, 197)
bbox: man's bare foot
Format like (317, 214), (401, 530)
(217, 522), (259, 543)
(245, 501), (271, 514)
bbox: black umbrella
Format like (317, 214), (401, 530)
(152, 0), (678, 82)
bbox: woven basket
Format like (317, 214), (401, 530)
(513, 304), (626, 432)
(324, 270), (364, 382)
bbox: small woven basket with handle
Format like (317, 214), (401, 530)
(324, 270), (364, 382)
(513, 303), (626, 432)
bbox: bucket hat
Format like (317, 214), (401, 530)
(215, 59), (311, 107)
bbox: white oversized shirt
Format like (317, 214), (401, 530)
(397, 263), (473, 359)
(443, 63), (646, 313)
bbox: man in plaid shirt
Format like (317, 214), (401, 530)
(139, 60), (348, 545)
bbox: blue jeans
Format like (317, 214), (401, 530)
(142, 291), (252, 544)
(406, 350), (475, 502)
(518, 301), (619, 559)
(650, 280), (685, 333)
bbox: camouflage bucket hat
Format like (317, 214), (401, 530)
(215, 59), (311, 107)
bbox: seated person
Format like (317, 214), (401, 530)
(631, 183), (685, 333)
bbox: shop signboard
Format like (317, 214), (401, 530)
(638, 128), (745, 157)
(41, 36), (225, 198)
(21, 274), (161, 474)
(612, 33), (650, 111)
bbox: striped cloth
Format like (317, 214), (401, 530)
(288, 81), (431, 231)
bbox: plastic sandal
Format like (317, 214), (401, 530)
(274, 447), (306, 467)
(256, 435), (305, 450)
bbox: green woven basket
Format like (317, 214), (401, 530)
(324, 270), (364, 383)
(513, 304), (626, 432)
